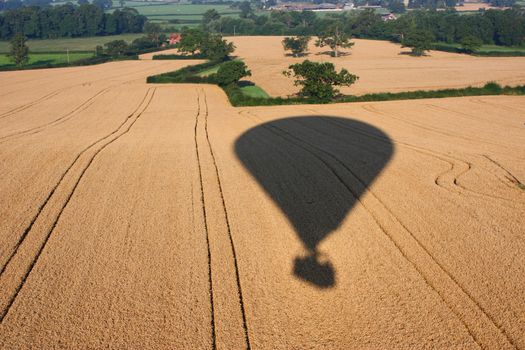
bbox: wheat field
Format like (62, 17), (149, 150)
(0, 51), (524, 349)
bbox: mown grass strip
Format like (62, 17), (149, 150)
(239, 85), (270, 99)
(197, 64), (222, 77)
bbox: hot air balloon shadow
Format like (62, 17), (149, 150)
(235, 116), (394, 288)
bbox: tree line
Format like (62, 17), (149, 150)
(202, 7), (525, 47)
(0, 4), (146, 39)
(1, 1), (524, 47)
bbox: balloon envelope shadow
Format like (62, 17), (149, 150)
(234, 116), (394, 288)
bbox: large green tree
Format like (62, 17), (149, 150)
(282, 36), (311, 57)
(178, 28), (206, 55)
(315, 25), (354, 57)
(283, 60), (358, 102)
(402, 29), (433, 56)
(104, 39), (129, 56)
(144, 22), (163, 45)
(460, 35), (482, 53)
(203, 9), (221, 24)
(214, 60), (251, 86)
(8, 33), (29, 67)
(178, 28), (234, 60)
(202, 9), (221, 32)
(239, 1), (253, 19)
(201, 34), (235, 61)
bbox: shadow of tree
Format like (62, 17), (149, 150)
(238, 80), (256, 87)
(315, 51), (352, 57)
(284, 53), (310, 58)
(235, 116), (394, 288)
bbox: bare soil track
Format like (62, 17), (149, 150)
(0, 57), (524, 349)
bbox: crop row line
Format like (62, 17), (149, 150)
(0, 87), (110, 144)
(0, 88), (156, 322)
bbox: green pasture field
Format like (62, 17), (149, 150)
(0, 51), (93, 68)
(104, 3), (246, 30)
(129, 4), (239, 16)
(0, 34), (144, 53)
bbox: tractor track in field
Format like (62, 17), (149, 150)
(0, 88), (153, 274)
(482, 155), (525, 191)
(425, 103), (523, 130)
(0, 62), (143, 98)
(320, 115), (523, 206)
(193, 93), (217, 350)
(241, 110), (519, 350)
(201, 90), (251, 350)
(279, 108), (522, 206)
(361, 104), (518, 152)
(469, 97), (525, 113)
(0, 90), (63, 119)
(0, 87), (111, 144)
(0, 61), (175, 121)
(311, 107), (523, 205)
(0, 88), (156, 322)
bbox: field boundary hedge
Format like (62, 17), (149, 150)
(147, 60), (525, 107)
(152, 53), (207, 60)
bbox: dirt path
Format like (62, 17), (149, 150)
(0, 60), (524, 349)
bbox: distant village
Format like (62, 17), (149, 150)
(268, 2), (399, 20)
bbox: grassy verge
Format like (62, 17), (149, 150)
(197, 64), (221, 77)
(147, 61), (525, 107)
(240, 85), (270, 98)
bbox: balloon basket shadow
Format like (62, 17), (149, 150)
(293, 252), (335, 288)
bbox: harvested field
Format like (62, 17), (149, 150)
(223, 36), (525, 97)
(0, 57), (524, 349)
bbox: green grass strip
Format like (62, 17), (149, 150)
(239, 85), (270, 98)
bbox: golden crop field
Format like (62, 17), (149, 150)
(225, 36), (525, 96)
(1, 44), (524, 349)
